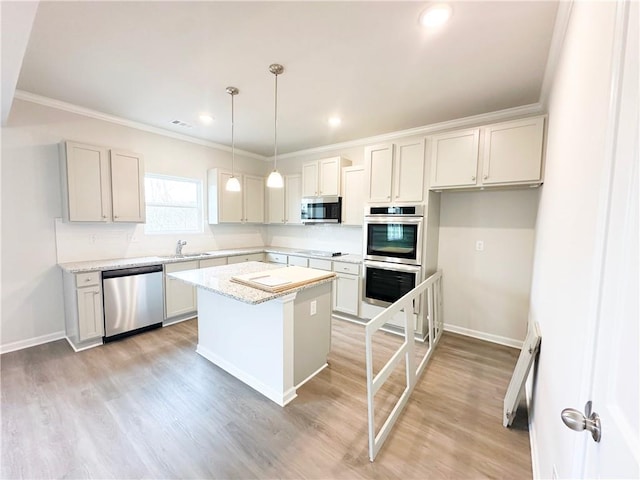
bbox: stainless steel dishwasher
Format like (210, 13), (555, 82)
(102, 264), (164, 342)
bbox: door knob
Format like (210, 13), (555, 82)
(561, 400), (601, 442)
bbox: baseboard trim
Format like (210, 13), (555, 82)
(0, 330), (66, 355)
(443, 324), (523, 349)
(526, 377), (540, 479)
(196, 344), (297, 407)
(295, 363), (328, 390)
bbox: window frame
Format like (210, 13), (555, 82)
(143, 173), (204, 235)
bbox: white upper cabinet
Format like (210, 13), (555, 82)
(429, 128), (480, 188)
(365, 139), (425, 204)
(60, 141), (145, 223)
(109, 150), (145, 222)
(268, 174), (302, 224)
(243, 174), (265, 223)
(394, 139), (426, 202)
(428, 116), (546, 190)
(341, 166), (365, 226)
(301, 156), (351, 197)
(481, 116), (545, 185)
(208, 169), (265, 224)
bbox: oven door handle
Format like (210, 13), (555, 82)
(363, 260), (422, 274)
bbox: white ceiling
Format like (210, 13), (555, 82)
(14, 1), (558, 156)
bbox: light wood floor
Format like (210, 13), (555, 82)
(1, 318), (531, 479)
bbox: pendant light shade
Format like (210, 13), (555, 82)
(225, 86), (241, 192)
(267, 63), (284, 189)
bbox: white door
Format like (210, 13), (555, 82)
(568, 3), (639, 477)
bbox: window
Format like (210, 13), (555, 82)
(144, 174), (203, 234)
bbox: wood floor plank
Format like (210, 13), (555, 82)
(1, 318), (531, 479)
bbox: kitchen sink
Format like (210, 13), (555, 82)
(164, 252), (213, 259)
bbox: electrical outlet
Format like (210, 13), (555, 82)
(310, 300), (317, 316)
(475, 240), (484, 252)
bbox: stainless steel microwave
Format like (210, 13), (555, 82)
(301, 196), (342, 224)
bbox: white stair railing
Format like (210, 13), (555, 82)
(365, 270), (443, 461)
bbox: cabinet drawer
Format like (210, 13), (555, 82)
(265, 253), (288, 264)
(199, 257), (227, 268)
(165, 260), (199, 273)
(332, 262), (360, 276)
(227, 253), (264, 264)
(308, 258), (332, 271)
(288, 256), (309, 267)
(76, 271), (100, 287)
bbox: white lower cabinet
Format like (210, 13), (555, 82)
(199, 257), (227, 268)
(63, 270), (104, 351)
(332, 262), (361, 316)
(265, 253), (288, 264)
(164, 261), (198, 320)
(288, 256), (309, 267)
(227, 253), (265, 264)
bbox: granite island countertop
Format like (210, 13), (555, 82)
(168, 261), (336, 305)
(58, 246), (362, 273)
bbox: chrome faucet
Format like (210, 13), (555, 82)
(175, 240), (187, 256)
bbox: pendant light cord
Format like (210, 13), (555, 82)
(231, 91), (235, 175)
(273, 71), (278, 170)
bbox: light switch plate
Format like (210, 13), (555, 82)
(475, 240), (484, 251)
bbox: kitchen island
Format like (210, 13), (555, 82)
(168, 261), (335, 406)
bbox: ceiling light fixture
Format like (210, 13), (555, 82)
(420, 3), (452, 28)
(266, 63), (284, 189)
(328, 116), (342, 127)
(225, 86), (241, 192)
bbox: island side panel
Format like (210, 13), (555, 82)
(293, 282), (332, 386)
(195, 288), (297, 407)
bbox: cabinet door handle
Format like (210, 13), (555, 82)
(387, 196), (391, 200)
(483, 175), (489, 180)
(114, 215), (119, 219)
(102, 215), (107, 219)
(471, 176), (476, 181)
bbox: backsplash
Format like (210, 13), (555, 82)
(54, 218), (267, 263)
(55, 219), (363, 263)
(265, 224), (363, 256)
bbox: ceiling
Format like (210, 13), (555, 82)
(14, 1), (558, 157)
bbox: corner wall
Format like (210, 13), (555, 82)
(438, 189), (538, 346)
(527, 2), (618, 478)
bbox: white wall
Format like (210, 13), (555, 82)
(438, 189), (538, 346)
(527, 2), (618, 478)
(1, 99), (267, 350)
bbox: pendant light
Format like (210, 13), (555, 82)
(266, 63), (284, 188)
(225, 86), (241, 192)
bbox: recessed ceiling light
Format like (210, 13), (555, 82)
(328, 116), (342, 127)
(199, 114), (214, 124)
(420, 3), (452, 28)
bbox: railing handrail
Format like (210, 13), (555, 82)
(364, 269), (443, 461)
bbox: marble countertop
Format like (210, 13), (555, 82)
(168, 261), (336, 305)
(59, 246), (362, 273)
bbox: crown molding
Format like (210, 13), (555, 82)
(15, 90), (545, 163)
(275, 102), (545, 160)
(539, 1), (574, 108)
(13, 90), (267, 161)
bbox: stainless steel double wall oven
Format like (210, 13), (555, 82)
(363, 205), (423, 309)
